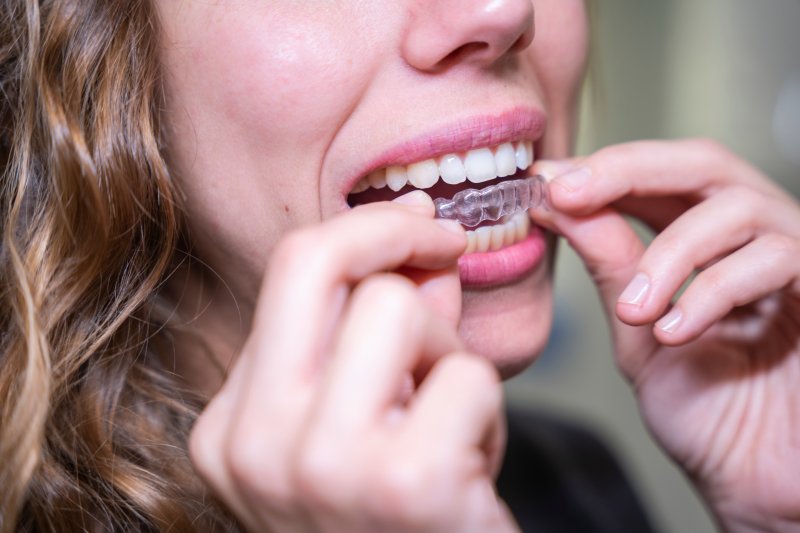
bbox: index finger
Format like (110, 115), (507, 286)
(535, 139), (782, 216)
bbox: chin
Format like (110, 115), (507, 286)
(457, 246), (554, 380)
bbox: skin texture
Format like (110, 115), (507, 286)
(155, 1), (800, 531)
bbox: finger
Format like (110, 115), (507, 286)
(616, 186), (800, 326)
(652, 233), (800, 345)
(256, 198), (466, 388)
(404, 353), (505, 477)
(188, 363), (262, 530)
(531, 206), (644, 313)
(529, 206), (656, 377)
(309, 274), (464, 437)
(611, 195), (694, 233)
(396, 264), (463, 327)
(217, 199), (466, 524)
(535, 139), (785, 216)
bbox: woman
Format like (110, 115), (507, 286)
(2, 0), (799, 531)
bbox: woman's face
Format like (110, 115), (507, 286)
(156, 0), (588, 377)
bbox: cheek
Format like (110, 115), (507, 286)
(201, 10), (368, 149)
(532, 0), (590, 101)
(156, 3), (383, 293)
(159, 2), (382, 195)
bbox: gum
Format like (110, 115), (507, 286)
(434, 175), (549, 227)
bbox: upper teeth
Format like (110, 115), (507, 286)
(352, 141), (534, 194)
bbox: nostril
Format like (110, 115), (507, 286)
(509, 33), (530, 53)
(402, 0), (535, 73)
(438, 42), (490, 70)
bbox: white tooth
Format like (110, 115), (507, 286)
(525, 141), (534, 167)
(351, 178), (370, 194)
(465, 231), (477, 254)
(407, 159), (439, 189)
(503, 220), (517, 247)
(385, 166), (408, 192)
(515, 212), (530, 240)
(495, 143), (517, 178)
(515, 142), (529, 170)
(465, 148), (497, 183)
(490, 225), (506, 251)
(368, 169), (387, 189)
(439, 154), (467, 185)
(475, 226), (492, 252)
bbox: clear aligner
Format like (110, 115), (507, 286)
(434, 175), (550, 227)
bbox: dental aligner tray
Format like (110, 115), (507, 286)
(434, 175), (549, 227)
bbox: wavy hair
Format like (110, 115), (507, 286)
(0, 1), (233, 530)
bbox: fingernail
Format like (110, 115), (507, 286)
(553, 167), (591, 192)
(535, 160), (575, 182)
(435, 218), (465, 235)
(618, 273), (650, 306)
(656, 307), (683, 333)
(393, 190), (432, 207)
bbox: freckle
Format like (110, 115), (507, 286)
(283, 205), (290, 213)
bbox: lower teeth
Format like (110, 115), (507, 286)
(464, 212), (530, 254)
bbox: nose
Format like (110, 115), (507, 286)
(402, 0), (535, 72)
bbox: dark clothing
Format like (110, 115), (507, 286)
(497, 408), (657, 533)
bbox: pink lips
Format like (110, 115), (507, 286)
(345, 106), (549, 287)
(458, 224), (546, 287)
(345, 106), (546, 202)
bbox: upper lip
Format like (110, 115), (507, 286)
(344, 106), (546, 197)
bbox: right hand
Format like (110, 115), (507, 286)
(189, 195), (518, 532)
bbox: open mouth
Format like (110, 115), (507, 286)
(347, 140), (536, 255)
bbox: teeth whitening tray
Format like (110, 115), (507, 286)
(433, 175), (550, 227)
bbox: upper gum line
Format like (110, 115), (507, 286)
(353, 140), (535, 193)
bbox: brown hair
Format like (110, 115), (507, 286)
(0, 1), (233, 530)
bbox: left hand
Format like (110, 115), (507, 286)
(532, 139), (800, 532)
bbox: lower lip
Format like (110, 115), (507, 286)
(458, 223), (546, 288)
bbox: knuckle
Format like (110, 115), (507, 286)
(443, 353), (501, 389)
(694, 268), (727, 299)
(291, 444), (349, 511)
(647, 233), (685, 267)
(270, 229), (328, 276)
(588, 144), (626, 175)
(353, 274), (419, 317)
(721, 185), (768, 230)
(370, 457), (437, 525)
(760, 233), (797, 260)
(224, 433), (263, 485)
(188, 417), (218, 482)
(458, 355), (503, 410)
(723, 185), (764, 223)
(224, 429), (290, 504)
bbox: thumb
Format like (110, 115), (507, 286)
(532, 161), (656, 378)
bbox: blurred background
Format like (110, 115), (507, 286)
(505, 1), (800, 532)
